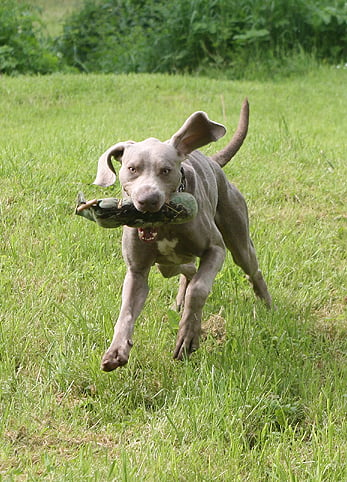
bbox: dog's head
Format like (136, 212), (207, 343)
(94, 111), (226, 213)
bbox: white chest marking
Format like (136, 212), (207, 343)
(157, 238), (180, 263)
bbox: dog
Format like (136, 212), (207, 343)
(93, 99), (272, 371)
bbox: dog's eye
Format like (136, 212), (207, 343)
(161, 168), (171, 175)
(128, 166), (136, 174)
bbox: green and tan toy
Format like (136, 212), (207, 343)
(75, 192), (198, 229)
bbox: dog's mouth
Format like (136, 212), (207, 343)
(138, 227), (158, 242)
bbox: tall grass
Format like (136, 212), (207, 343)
(0, 68), (346, 479)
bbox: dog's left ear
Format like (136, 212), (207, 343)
(93, 141), (134, 187)
(168, 111), (226, 155)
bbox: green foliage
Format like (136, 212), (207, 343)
(57, 0), (347, 75)
(1, 0), (346, 76)
(0, 0), (60, 74)
(56, 0), (159, 73)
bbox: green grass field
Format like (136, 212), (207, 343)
(0, 68), (346, 480)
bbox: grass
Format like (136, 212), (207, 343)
(0, 67), (346, 480)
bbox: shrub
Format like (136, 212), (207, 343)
(5, 0), (347, 76)
(58, 0), (347, 76)
(56, 0), (146, 73)
(0, 0), (59, 74)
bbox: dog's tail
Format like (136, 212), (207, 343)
(211, 98), (249, 167)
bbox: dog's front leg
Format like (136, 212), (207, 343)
(173, 245), (225, 360)
(101, 267), (150, 371)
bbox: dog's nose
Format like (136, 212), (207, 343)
(136, 190), (163, 212)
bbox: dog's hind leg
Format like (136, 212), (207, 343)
(157, 262), (197, 311)
(216, 183), (272, 307)
(175, 275), (189, 312)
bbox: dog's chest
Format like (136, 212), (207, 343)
(155, 237), (195, 265)
(157, 238), (181, 264)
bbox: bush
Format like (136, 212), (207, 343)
(57, 0), (347, 76)
(0, 0), (59, 74)
(56, 0), (146, 73)
(2, 0), (346, 76)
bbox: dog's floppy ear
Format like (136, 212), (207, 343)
(168, 111), (226, 155)
(93, 141), (134, 187)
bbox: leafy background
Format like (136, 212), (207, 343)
(1, 0), (347, 76)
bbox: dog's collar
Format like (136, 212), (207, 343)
(177, 166), (186, 192)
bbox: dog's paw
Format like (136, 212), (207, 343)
(100, 340), (133, 371)
(101, 354), (128, 371)
(173, 328), (200, 360)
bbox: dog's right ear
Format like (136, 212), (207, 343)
(93, 141), (134, 187)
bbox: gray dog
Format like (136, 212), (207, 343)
(94, 99), (272, 371)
